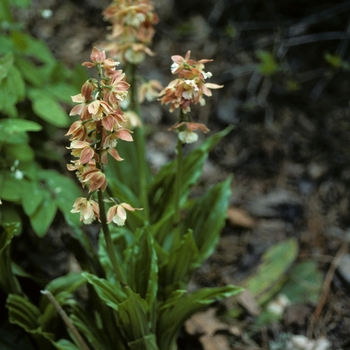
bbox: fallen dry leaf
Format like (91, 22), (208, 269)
(185, 308), (232, 350)
(227, 207), (256, 229)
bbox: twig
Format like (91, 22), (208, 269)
(313, 243), (348, 320)
(41, 290), (90, 350)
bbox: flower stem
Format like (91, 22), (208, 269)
(174, 138), (183, 231)
(128, 63), (150, 220)
(98, 189), (129, 291)
(174, 110), (186, 232)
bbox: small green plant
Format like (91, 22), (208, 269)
(0, 0), (86, 236)
(3, 1), (242, 349)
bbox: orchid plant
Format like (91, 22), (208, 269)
(4, 1), (241, 349)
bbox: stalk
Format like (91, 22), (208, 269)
(128, 63), (150, 220)
(173, 110), (186, 232)
(97, 189), (129, 290)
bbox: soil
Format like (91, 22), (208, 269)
(6, 0), (350, 349)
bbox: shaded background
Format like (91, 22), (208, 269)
(10, 0), (350, 348)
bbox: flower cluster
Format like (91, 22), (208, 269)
(101, 0), (159, 64)
(159, 51), (223, 143)
(67, 47), (139, 225)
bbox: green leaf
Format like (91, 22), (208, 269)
(117, 292), (155, 346)
(0, 119), (42, 133)
(0, 52), (14, 82)
(38, 169), (83, 229)
(181, 177), (232, 264)
(6, 294), (42, 332)
(243, 238), (299, 304)
(0, 0), (12, 22)
(148, 126), (233, 228)
(128, 334), (158, 350)
(124, 229), (158, 306)
(0, 171), (26, 202)
(0, 206), (22, 235)
(280, 260), (323, 304)
(46, 273), (86, 297)
(82, 272), (127, 311)
(51, 339), (80, 350)
(21, 181), (44, 217)
(256, 50), (279, 76)
(6, 142), (34, 162)
(28, 88), (70, 127)
(159, 230), (199, 298)
(29, 190), (57, 237)
(158, 285), (243, 349)
(0, 65), (25, 117)
(46, 83), (80, 104)
(0, 223), (21, 294)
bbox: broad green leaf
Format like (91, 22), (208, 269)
(29, 190), (57, 237)
(159, 230), (199, 298)
(98, 227), (135, 282)
(181, 177), (232, 264)
(0, 223), (21, 294)
(257, 50), (279, 76)
(6, 142), (34, 162)
(0, 119), (42, 133)
(6, 65), (25, 100)
(128, 334), (158, 350)
(0, 51), (14, 82)
(70, 306), (111, 350)
(28, 88), (70, 127)
(46, 83), (80, 104)
(280, 260), (323, 304)
(46, 274), (86, 297)
(117, 292), (154, 345)
(242, 238), (298, 304)
(6, 294), (41, 332)
(0, 171), (26, 202)
(0, 0), (12, 22)
(6, 294), (54, 347)
(11, 31), (55, 64)
(82, 272), (127, 311)
(51, 339), (80, 350)
(21, 181), (44, 217)
(15, 56), (46, 87)
(38, 169), (83, 229)
(0, 65), (25, 117)
(0, 206), (22, 235)
(12, 0), (31, 8)
(123, 229), (158, 306)
(158, 285), (243, 349)
(148, 126), (233, 224)
(70, 290), (126, 350)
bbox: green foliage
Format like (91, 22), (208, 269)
(243, 238), (298, 305)
(0, 0), (85, 238)
(324, 52), (350, 70)
(256, 50), (280, 76)
(2, 3), (239, 349)
(0, 223), (21, 294)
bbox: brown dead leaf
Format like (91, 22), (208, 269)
(185, 308), (228, 336)
(185, 308), (232, 350)
(199, 334), (231, 350)
(237, 289), (261, 316)
(227, 207), (256, 229)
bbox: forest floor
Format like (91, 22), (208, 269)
(12, 0), (350, 349)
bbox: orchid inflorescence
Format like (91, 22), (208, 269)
(101, 0), (159, 64)
(67, 47), (140, 225)
(159, 51), (223, 143)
